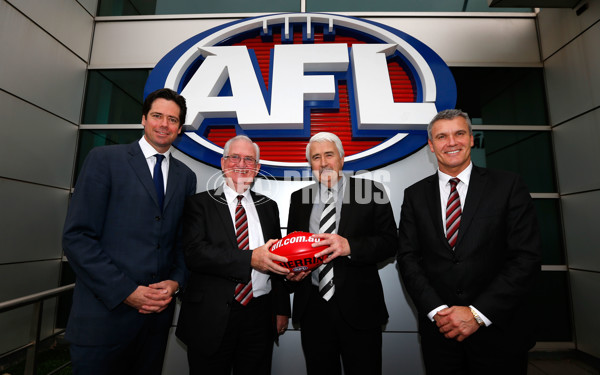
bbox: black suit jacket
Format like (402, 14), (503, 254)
(397, 165), (541, 350)
(63, 141), (196, 345)
(176, 188), (290, 354)
(287, 177), (398, 330)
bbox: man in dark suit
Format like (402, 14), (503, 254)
(176, 135), (291, 375)
(286, 132), (398, 375)
(62, 88), (197, 375)
(396, 109), (542, 374)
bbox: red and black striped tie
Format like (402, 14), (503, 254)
(234, 195), (253, 305)
(446, 178), (461, 249)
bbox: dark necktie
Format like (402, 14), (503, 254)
(318, 189), (336, 301)
(234, 195), (253, 306)
(446, 178), (461, 249)
(153, 154), (165, 210)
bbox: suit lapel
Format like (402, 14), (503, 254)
(337, 178), (353, 235)
(456, 166), (487, 247)
(424, 173), (449, 249)
(251, 191), (277, 240)
(211, 187), (239, 248)
(127, 142), (160, 209)
(163, 154), (180, 211)
(301, 184), (318, 233)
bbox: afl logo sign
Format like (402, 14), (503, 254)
(145, 13), (456, 177)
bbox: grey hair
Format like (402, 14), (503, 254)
(305, 132), (345, 161)
(223, 135), (260, 160)
(427, 109), (472, 141)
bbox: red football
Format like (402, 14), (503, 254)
(269, 231), (326, 272)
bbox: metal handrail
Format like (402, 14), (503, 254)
(0, 283), (75, 375)
(0, 284), (74, 313)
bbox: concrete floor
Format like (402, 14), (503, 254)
(528, 351), (600, 375)
(3, 343), (600, 374)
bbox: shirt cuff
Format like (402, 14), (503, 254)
(427, 305), (449, 321)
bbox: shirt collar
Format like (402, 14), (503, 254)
(223, 182), (251, 205)
(438, 162), (473, 187)
(139, 136), (172, 160)
(318, 174), (346, 201)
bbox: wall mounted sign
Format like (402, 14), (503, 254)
(145, 13), (456, 177)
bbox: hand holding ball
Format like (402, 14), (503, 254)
(269, 232), (326, 272)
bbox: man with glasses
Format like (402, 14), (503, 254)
(176, 135), (291, 374)
(63, 88), (197, 375)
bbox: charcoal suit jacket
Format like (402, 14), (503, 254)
(287, 177), (398, 329)
(175, 188), (291, 354)
(397, 165), (541, 353)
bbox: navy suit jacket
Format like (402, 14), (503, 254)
(397, 165), (541, 351)
(63, 141), (197, 345)
(287, 177), (398, 330)
(176, 188), (291, 354)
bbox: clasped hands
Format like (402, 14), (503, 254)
(125, 280), (179, 314)
(434, 306), (481, 342)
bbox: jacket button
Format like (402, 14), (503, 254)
(456, 289), (464, 295)
(155, 216), (161, 221)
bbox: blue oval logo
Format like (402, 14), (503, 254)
(145, 13), (456, 177)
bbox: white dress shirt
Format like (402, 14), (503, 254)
(222, 183), (271, 297)
(139, 137), (170, 194)
(437, 164), (472, 235)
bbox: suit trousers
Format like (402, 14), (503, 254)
(69, 307), (172, 375)
(420, 318), (528, 375)
(300, 286), (382, 375)
(187, 293), (274, 375)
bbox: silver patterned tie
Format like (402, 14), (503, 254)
(317, 189), (336, 301)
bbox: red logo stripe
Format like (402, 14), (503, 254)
(204, 30), (415, 163)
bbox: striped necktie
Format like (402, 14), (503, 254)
(446, 178), (461, 249)
(234, 195), (253, 305)
(318, 189), (336, 301)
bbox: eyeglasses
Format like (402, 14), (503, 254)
(224, 154), (258, 166)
